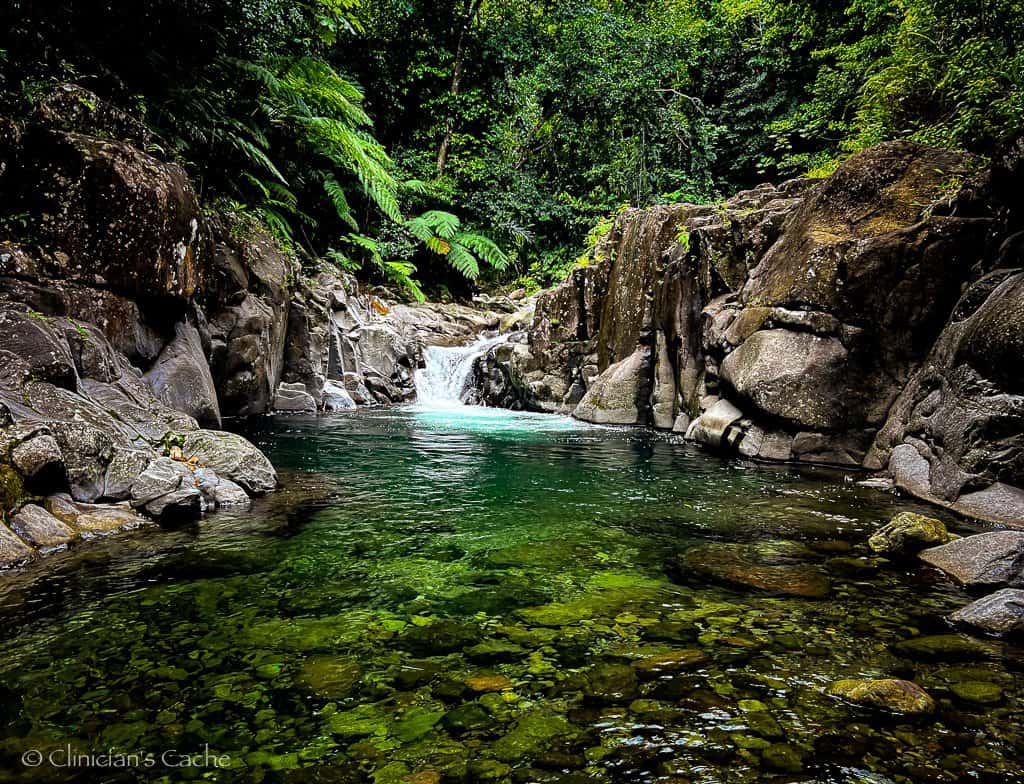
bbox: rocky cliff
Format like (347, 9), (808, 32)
(476, 140), (1024, 526)
(0, 85), (501, 571)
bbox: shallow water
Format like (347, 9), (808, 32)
(0, 406), (1022, 783)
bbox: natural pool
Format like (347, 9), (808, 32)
(0, 405), (1022, 783)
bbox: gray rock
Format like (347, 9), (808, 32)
(10, 433), (64, 483)
(687, 398), (744, 450)
(274, 382), (317, 413)
(181, 430), (277, 495)
(144, 322), (222, 426)
(322, 379), (356, 411)
(47, 421), (115, 502)
(11, 503), (77, 548)
(103, 448), (151, 500)
(0, 309), (78, 390)
(949, 588), (1024, 636)
(0, 523), (35, 568)
(573, 348), (648, 425)
(130, 457), (202, 521)
(919, 532), (1024, 589)
(720, 330), (849, 432)
(194, 467), (250, 508)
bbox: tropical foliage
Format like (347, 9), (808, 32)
(2, 0), (1022, 295)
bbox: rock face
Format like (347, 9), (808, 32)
(472, 140), (1023, 525)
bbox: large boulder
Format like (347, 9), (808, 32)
(573, 348), (649, 425)
(919, 532), (1024, 589)
(11, 128), (204, 306)
(144, 322), (221, 426)
(720, 331), (851, 432)
(205, 220), (293, 417)
(181, 430), (277, 495)
(869, 271), (1024, 525)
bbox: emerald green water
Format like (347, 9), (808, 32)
(1, 406), (1022, 783)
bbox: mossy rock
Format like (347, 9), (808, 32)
(0, 464), (26, 512)
(827, 678), (935, 715)
(892, 634), (990, 661)
(868, 512), (953, 556)
(762, 742), (804, 773)
(391, 708), (445, 743)
(949, 681), (1003, 705)
(675, 541), (832, 599)
(491, 713), (575, 762)
(297, 656), (362, 699)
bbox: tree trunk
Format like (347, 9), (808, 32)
(436, 0), (483, 176)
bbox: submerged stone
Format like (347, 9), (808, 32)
(584, 663), (638, 703)
(675, 541), (832, 598)
(465, 674), (514, 694)
(762, 742), (804, 773)
(491, 713), (575, 763)
(948, 681), (1003, 705)
(391, 708), (445, 743)
(297, 656), (362, 699)
(441, 702), (496, 736)
(892, 634), (990, 661)
(827, 678), (935, 715)
(632, 649), (708, 678)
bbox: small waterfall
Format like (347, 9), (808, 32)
(414, 333), (506, 406)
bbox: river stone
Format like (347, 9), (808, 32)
(0, 522), (35, 567)
(687, 399), (744, 450)
(868, 512), (953, 556)
(10, 503), (76, 548)
(181, 430), (277, 495)
(632, 649), (709, 678)
(297, 656), (362, 699)
(441, 702), (496, 736)
(274, 382), (317, 413)
(675, 541), (832, 598)
(43, 494), (80, 525)
(322, 379), (356, 411)
(10, 433), (64, 485)
(102, 448), (151, 500)
(827, 678), (935, 715)
(584, 662), (638, 703)
(949, 680), (1004, 704)
(465, 674), (514, 693)
(892, 634), (990, 661)
(919, 531), (1024, 589)
(949, 589), (1024, 636)
(193, 467), (250, 509)
(491, 713), (575, 763)
(74, 502), (149, 534)
(129, 457), (202, 521)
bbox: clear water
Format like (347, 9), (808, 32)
(0, 405), (1022, 784)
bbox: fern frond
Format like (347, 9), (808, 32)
(445, 244), (480, 280)
(418, 210), (460, 239)
(457, 232), (510, 270)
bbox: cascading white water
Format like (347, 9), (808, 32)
(414, 333), (506, 406)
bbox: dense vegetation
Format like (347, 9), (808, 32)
(2, 0), (1022, 296)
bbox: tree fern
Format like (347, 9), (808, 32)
(403, 210), (508, 281)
